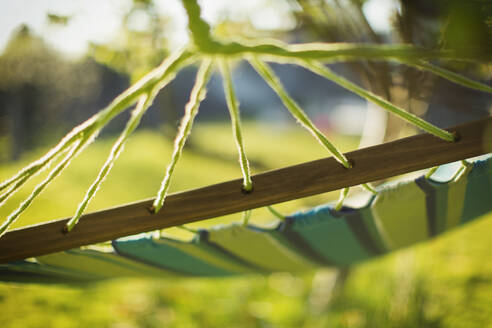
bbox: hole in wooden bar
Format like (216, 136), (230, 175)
(344, 159), (354, 170)
(452, 131), (461, 143)
(241, 185), (254, 195)
(147, 206), (156, 214)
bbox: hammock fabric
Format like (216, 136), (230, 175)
(1, 158), (491, 283)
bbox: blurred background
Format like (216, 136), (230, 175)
(0, 0), (491, 327)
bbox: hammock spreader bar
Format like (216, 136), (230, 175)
(0, 117), (490, 264)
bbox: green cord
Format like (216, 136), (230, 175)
(3, 0), (492, 237)
(0, 171), (33, 208)
(180, 0), (466, 65)
(249, 56), (351, 168)
(425, 166), (439, 179)
(267, 206), (285, 220)
(0, 140), (84, 237)
(451, 160), (472, 182)
(242, 210), (252, 226)
(0, 49), (194, 236)
(66, 94), (154, 232)
(407, 60), (492, 95)
(334, 187), (350, 211)
(0, 125), (87, 194)
(0, 49), (193, 196)
(152, 58), (214, 213)
(362, 183), (378, 194)
(300, 60), (456, 142)
(219, 59), (253, 192)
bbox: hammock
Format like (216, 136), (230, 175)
(3, 0), (491, 285)
(1, 155), (490, 283)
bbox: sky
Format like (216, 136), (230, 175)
(0, 0), (397, 58)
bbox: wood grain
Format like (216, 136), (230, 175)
(0, 117), (490, 263)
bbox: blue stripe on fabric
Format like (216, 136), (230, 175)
(461, 159), (492, 224)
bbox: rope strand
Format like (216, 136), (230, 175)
(242, 210), (252, 226)
(219, 59), (253, 192)
(0, 140), (83, 237)
(334, 187), (350, 211)
(66, 94), (153, 232)
(299, 60), (456, 142)
(249, 57), (351, 168)
(267, 206), (285, 220)
(152, 58), (214, 213)
(407, 60), (492, 95)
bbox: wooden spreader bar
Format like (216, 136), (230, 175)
(0, 117), (490, 263)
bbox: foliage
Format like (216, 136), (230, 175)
(88, 0), (169, 82)
(0, 26), (129, 160)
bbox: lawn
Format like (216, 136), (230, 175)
(0, 122), (491, 327)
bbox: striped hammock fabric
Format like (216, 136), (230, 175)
(1, 158), (491, 283)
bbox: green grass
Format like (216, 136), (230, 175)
(0, 122), (491, 328)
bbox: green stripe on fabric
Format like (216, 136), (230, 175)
(207, 224), (317, 272)
(370, 181), (428, 250)
(424, 163), (469, 232)
(0, 267), (81, 284)
(38, 249), (173, 279)
(274, 218), (334, 266)
(0, 270), (66, 284)
(113, 235), (234, 276)
(358, 205), (388, 253)
(343, 207), (386, 256)
(154, 233), (256, 274)
(460, 159), (492, 224)
(288, 206), (373, 265)
(433, 184), (449, 233)
(0, 260), (94, 283)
